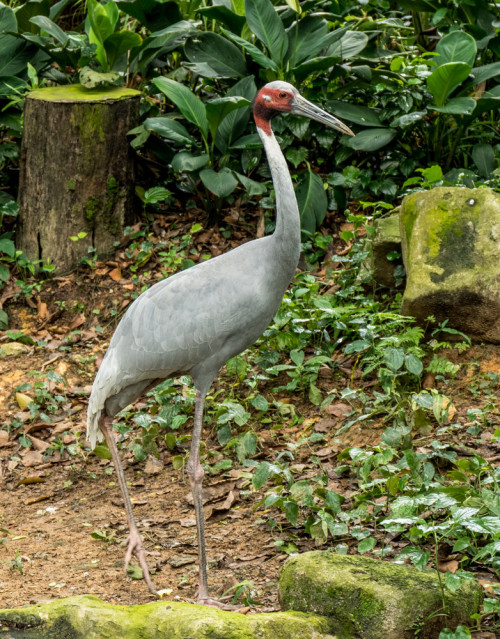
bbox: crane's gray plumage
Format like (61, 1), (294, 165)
(86, 80), (354, 606)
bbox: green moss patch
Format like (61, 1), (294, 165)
(0, 595), (334, 639)
(28, 85), (140, 103)
(279, 551), (482, 639)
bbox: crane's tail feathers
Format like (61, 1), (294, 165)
(86, 405), (104, 450)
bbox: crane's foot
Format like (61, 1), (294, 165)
(124, 528), (158, 595)
(197, 596), (241, 611)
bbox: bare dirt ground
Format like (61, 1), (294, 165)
(1, 209), (500, 617)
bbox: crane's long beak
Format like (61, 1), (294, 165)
(291, 94), (355, 136)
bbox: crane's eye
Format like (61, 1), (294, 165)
(279, 92), (288, 98)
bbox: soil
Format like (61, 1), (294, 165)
(1, 209), (499, 616)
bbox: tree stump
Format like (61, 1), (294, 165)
(17, 85), (140, 275)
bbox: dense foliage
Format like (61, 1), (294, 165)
(0, 1), (499, 635)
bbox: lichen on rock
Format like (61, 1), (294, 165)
(400, 187), (500, 343)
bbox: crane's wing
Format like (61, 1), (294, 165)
(87, 238), (284, 447)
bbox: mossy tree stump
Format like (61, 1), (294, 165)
(17, 85), (140, 275)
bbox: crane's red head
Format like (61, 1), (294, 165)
(253, 81), (355, 138)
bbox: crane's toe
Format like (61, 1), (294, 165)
(124, 528), (158, 595)
(197, 596), (244, 611)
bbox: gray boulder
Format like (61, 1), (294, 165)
(371, 211), (403, 288)
(279, 551), (483, 639)
(400, 187), (500, 342)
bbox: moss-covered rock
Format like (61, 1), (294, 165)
(279, 551), (483, 639)
(0, 595), (335, 639)
(400, 187), (500, 342)
(371, 211), (403, 288)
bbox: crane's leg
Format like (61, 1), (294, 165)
(187, 391), (232, 609)
(99, 415), (157, 595)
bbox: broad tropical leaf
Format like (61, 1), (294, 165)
(244, 0), (286, 63)
(345, 128), (396, 151)
(153, 77), (208, 140)
(144, 117), (195, 145)
(296, 169), (327, 236)
(435, 31), (477, 67)
(199, 167), (238, 197)
(184, 32), (247, 78)
(427, 62), (471, 106)
(206, 96), (250, 139)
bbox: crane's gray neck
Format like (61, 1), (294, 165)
(258, 127), (301, 271)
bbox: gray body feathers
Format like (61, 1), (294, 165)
(87, 125), (301, 450)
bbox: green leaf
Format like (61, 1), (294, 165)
(0, 308), (8, 329)
(93, 444), (111, 460)
(206, 96), (250, 139)
(230, 133), (262, 149)
(171, 152), (208, 173)
(199, 167), (238, 198)
(0, 237), (16, 258)
(426, 62), (471, 106)
(104, 30), (142, 68)
(185, 32), (247, 78)
(215, 75), (256, 152)
(384, 347), (404, 371)
(468, 62), (500, 85)
(245, 0), (286, 63)
(328, 31), (368, 59)
(284, 500), (299, 525)
(405, 353), (423, 377)
(345, 128), (396, 151)
(144, 187), (171, 204)
(296, 170), (327, 236)
(198, 6), (245, 34)
(236, 431), (257, 463)
(390, 111), (426, 128)
(253, 461), (272, 489)
(431, 97), (476, 114)
(15, 0), (49, 33)
(438, 626), (471, 639)
(472, 143), (495, 177)
(153, 77), (208, 140)
(222, 28), (278, 70)
(357, 537), (376, 554)
(444, 571), (463, 593)
(217, 423), (232, 446)
(144, 117), (195, 145)
(435, 31), (477, 67)
(251, 394), (269, 411)
(290, 349), (304, 366)
(308, 384), (322, 406)
(293, 55), (340, 80)
(0, 263), (10, 283)
(327, 100), (382, 127)
(0, 3), (17, 34)
(236, 172), (267, 196)
(286, 146), (307, 167)
(29, 15), (68, 46)
(285, 15), (328, 67)
(79, 67), (120, 88)
(86, 0), (115, 45)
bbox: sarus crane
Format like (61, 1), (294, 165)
(87, 80), (354, 607)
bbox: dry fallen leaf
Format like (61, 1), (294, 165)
(28, 435), (50, 452)
(16, 392), (33, 410)
(21, 450), (44, 467)
(437, 559), (459, 573)
(109, 267), (123, 282)
(36, 296), (48, 319)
